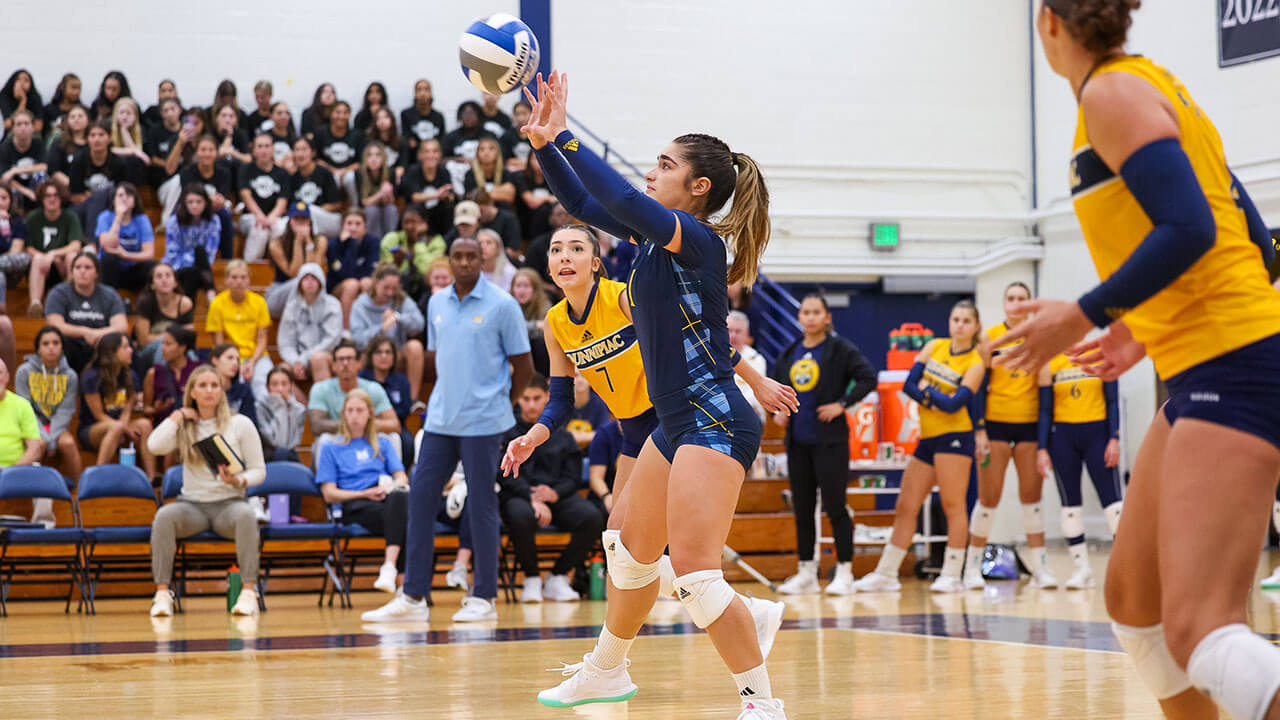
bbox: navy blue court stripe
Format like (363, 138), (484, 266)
(9, 613), (1268, 660)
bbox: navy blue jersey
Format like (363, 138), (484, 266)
(626, 211), (735, 402)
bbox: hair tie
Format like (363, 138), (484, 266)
(730, 151), (738, 164)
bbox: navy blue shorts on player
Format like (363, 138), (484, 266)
(985, 420), (1038, 445)
(1161, 333), (1280, 451)
(913, 431), (975, 465)
(618, 407), (660, 458)
(650, 379), (762, 473)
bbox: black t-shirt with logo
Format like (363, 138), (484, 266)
(237, 162), (290, 213)
(243, 110), (276, 136)
(0, 136), (46, 182)
(144, 125), (186, 178)
(400, 107), (446, 146)
(397, 163), (452, 204)
(268, 126), (298, 163)
(314, 126), (364, 168)
(46, 138), (86, 178)
(501, 128), (532, 167)
(179, 162), (234, 200)
(290, 166), (341, 207)
(481, 110), (511, 138)
(69, 150), (127, 195)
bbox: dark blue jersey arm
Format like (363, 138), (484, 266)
(534, 144), (637, 242)
(1104, 380), (1120, 440)
(903, 362), (928, 406)
(925, 385), (975, 414)
(1077, 139), (1217, 327)
(1038, 386), (1053, 449)
(971, 371), (988, 430)
(553, 130), (677, 244)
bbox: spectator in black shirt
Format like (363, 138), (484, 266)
(400, 79), (445, 158)
(212, 104), (251, 175)
(70, 121), (128, 230)
(211, 80), (247, 129)
(145, 98), (186, 189)
(141, 79), (178, 132)
(242, 80), (276, 136)
(463, 137), (515, 210)
(289, 136), (343, 237)
(90, 71), (131, 123)
(1, 70), (44, 135)
(471, 188), (522, 258)
(0, 110), (47, 208)
(522, 202), (572, 289)
(301, 83), (336, 139)
(501, 100), (533, 172)
(315, 101), (362, 205)
(237, 134), (289, 261)
(440, 101), (496, 162)
(108, 98), (149, 187)
(267, 102), (297, 170)
(479, 93), (512, 138)
(353, 82), (389, 134)
(499, 373), (605, 603)
(356, 142), (399, 238)
(366, 107), (405, 180)
(43, 74), (82, 134)
(397, 138), (454, 236)
(47, 105), (89, 190)
(175, 135), (234, 257)
(514, 152), (555, 239)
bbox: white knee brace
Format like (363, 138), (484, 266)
(1187, 623), (1280, 720)
(602, 530), (661, 590)
(673, 569), (736, 629)
(1273, 501), (1280, 536)
(1104, 502), (1123, 536)
(969, 504), (996, 539)
(1111, 622), (1192, 700)
(658, 555), (676, 598)
(1022, 502), (1045, 535)
(1061, 506), (1085, 540)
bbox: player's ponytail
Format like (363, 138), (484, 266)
(674, 133), (771, 287)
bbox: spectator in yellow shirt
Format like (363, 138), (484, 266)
(206, 259), (273, 401)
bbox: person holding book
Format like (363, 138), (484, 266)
(147, 363), (266, 618)
(316, 389), (410, 595)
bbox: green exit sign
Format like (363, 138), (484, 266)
(870, 222), (900, 251)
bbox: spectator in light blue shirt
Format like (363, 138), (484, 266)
(91, 181), (155, 292)
(362, 236), (532, 625)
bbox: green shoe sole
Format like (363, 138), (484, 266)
(537, 688), (639, 708)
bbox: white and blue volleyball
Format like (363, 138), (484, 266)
(459, 14), (541, 95)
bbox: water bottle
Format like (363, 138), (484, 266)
(120, 443), (136, 467)
(227, 564), (242, 611)
(588, 554), (606, 601)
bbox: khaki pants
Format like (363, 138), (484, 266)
(150, 498), (259, 585)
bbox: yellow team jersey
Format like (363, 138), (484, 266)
(919, 339), (983, 438)
(1070, 55), (1280, 378)
(985, 322), (1039, 423)
(1047, 355), (1106, 424)
(546, 279), (652, 420)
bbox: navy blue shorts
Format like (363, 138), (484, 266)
(985, 420), (1038, 445)
(618, 407), (660, 458)
(650, 379), (762, 473)
(913, 431), (975, 465)
(1161, 333), (1280, 451)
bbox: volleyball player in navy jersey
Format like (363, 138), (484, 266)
(522, 73), (785, 719)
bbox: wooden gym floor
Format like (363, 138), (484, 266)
(5, 548), (1280, 719)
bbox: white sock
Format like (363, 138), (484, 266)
(875, 544), (907, 577)
(1024, 547), (1043, 574)
(590, 626), (634, 671)
(1069, 543), (1089, 568)
(941, 547), (964, 579)
(965, 546), (983, 574)
(834, 561), (852, 578)
(733, 663), (773, 701)
(1104, 502), (1123, 536)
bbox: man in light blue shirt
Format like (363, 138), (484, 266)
(363, 237), (532, 624)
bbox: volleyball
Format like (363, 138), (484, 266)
(458, 13), (540, 95)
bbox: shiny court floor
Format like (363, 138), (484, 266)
(4, 549), (1280, 719)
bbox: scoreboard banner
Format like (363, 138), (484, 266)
(1219, 0), (1280, 66)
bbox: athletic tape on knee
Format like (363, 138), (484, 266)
(604, 533), (660, 590)
(1061, 506), (1085, 543)
(1022, 502), (1045, 535)
(673, 569), (736, 629)
(1111, 622), (1192, 700)
(1104, 502), (1123, 536)
(657, 555), (675, 598)
(969, 504), (996, 539)
(1187, 623), (1280, 720)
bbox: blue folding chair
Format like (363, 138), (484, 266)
(250, 462), (344, 608)
(78, 465), (159, 614)
(0, 466), (85, 616)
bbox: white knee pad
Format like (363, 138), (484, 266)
(602, 529), (620, 572)
(603, 532), (661, 590)
(1188, 623), (1280, 720)
(1022, 502), (1045, 535)
(969, 504), (996, 539)
(1061, 506), (1085, 540)
(1104, 502), (1123, 536)
(1273, 501), (1280, 535)
(673, 569), (736, 629)
(1111, 622), (1192, 700)
(657, 555), (676, 598)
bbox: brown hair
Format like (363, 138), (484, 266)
(367, 263), (407, 307)
(177, 365), (233, 467)
(672, 134), (770, 286)
(1049, 0), (1141, 54)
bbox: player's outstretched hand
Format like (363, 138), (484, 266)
(993, 298), (1093, 374)
(753, 377), (799, 416)
(1066, 320), (1146, 381)
(501, 434), (537, 478)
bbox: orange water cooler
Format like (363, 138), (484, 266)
(877, 370), (921, 456)
(847, 392), (879, 460)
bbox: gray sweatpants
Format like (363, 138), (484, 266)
(151, 498), (260, 585)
